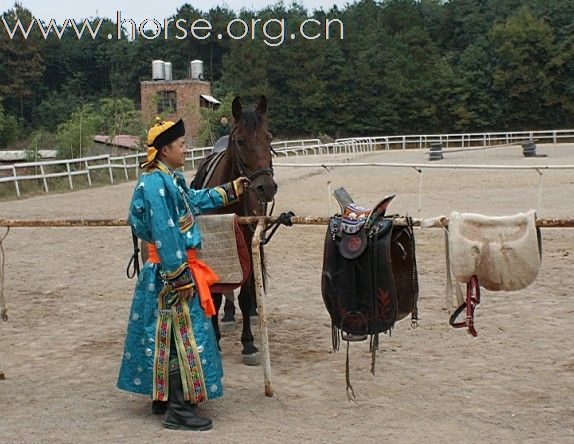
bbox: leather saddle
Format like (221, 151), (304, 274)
(321, 188), (419, 399)
(322, 187), (419, 338)
(213, 135), (229, 153)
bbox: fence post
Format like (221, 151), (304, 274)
(402, 136), (406, 150)
(12, 166), (20, 197)
(85, 160), (92, 187)
(122, 157), (129, 181)
(39, 164), (49, 192)
(553, 131), (557, 144)
(107, 156), (114, 184)
(66, 162), (73, 190)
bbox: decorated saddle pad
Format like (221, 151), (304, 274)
(195, 214), (250, 293)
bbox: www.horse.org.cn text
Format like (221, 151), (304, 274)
(1, 11), (345, 47)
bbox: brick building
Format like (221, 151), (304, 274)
(140, 79), (219, 144)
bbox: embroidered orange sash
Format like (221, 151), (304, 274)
(147, 244), (218, 317)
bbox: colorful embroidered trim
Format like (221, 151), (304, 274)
(161, 262), (194, 290)
(179, 211), (194, 232)
(153, 287), (172, 401)
(152, 286), (207, 403)
(173, 301), (207, 403)
(214, 181), (238, 206)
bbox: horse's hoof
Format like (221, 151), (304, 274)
(242, 352), (261, 366)
(220, 320), (236, 332)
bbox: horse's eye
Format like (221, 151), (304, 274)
(237, 139), (245, 147)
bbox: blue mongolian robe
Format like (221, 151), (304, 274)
(117, 161), (239, 403)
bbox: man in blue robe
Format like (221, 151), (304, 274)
(118, 118), (246, 431)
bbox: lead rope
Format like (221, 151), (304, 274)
(126, 228), (141, 279)
(0, 227), (10, 322)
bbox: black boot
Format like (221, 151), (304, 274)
(151, 400), (167, 415)
(162, 369), (212, 431)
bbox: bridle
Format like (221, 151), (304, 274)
(229, 129), (277, 231)
(229, 129), (276, 182)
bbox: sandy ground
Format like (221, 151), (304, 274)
(0, 144), (573, 443)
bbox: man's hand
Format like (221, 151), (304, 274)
(234, 177), (250, 196)
(176, 287), (194, 301)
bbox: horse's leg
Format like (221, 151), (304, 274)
(239, 276), (260, 366)
(248, 298), (258, 318)
(211, 292), (223, 348)
(221, 292), (236, 323)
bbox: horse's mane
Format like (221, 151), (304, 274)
(235, 109), (267, 134)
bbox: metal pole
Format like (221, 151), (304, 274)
(413, 167), (423, 217)
(536, 169), (543, 216)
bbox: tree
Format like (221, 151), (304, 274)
(0, 100), (21, 147)
(55, 103), (103, 158)
(490, 6), (558, 128)
(452, 37), (500, 130)
(0, 3), (45, 119)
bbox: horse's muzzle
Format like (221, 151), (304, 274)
(253, 177), (277, 203)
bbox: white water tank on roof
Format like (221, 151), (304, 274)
(164, 62), (173, 81)
(152, 60), (165, 80)
(190, 60), (204, 80)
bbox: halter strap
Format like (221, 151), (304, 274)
(229, 130), (274, 181)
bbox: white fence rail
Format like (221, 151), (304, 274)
(1, 130), (572, 197)
(335, 129), (574, 151)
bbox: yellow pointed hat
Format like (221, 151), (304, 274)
(140, 117), (185, 169)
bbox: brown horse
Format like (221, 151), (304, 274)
(191, 95), (277, 365)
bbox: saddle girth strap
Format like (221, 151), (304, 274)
(449, 275), (481, 337)
(408, 217), (420, 328)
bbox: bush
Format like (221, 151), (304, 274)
(0, 102), (22, 148)
(55, 98), (145, 158)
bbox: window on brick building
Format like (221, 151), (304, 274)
(157, 91), (177, 114)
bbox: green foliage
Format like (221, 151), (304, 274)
(490, 6), (558, 129)
(98, 97), (146, 139)
(55, 98), (144, 158)
(55, 103), (103, 158)
(0, 3), (45, 120)
(0, 101), (22, 147)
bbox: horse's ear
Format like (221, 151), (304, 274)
(232, 97), (242, 122)
(256, 95), (267, 115)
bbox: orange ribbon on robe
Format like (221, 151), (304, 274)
(147, 244), (218, 317)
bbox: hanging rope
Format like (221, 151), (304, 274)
(0, 227), (10, 322)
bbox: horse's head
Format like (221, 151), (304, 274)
(229, 96), (278, 203)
